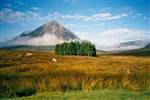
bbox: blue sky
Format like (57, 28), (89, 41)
(0, 0), (149, 47)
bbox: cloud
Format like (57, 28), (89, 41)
(59, 12), (128, 21)
(0, 8), (26, 23)
(92, 13), (128, 21)
(8, 34), (63, 46)
(0, 8), (41, 23)
(64, 0), (80, 4)
(0, 7), (128, 24)
(64, 23), (86, 29)
(31, 7), (41, 11)
(93, 13), (111, 18)
(75, 32), (88, 39)
(75, 28), (149, 50)
(98, 28), (149, 46)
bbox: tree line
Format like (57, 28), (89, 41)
(55, 41), (96, 56)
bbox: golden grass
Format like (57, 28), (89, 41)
(0, 50), (150, 97)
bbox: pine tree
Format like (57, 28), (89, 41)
(55, 41), (96, 56)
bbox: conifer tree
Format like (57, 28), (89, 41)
(55, 41), (96, 56)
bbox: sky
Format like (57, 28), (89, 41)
(0, 0), (150, 48)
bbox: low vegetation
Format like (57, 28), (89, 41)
(0, 49), (150, 99)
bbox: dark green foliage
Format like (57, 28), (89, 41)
(55, 41), (96, 56)
(15, 87), (36, 97)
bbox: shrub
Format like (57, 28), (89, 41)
(15, 87), (36, 97)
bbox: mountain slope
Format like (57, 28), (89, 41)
(110, 41), (150, 56)
(144, 43), (150, 48)
(116, 40), (148, 49)
(97, 40), (149, 52)
(112, 48), (150, 56)
(2, 20), (79, 47)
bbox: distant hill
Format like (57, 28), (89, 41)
(97, 41), (150, 56)
(112, 48), (150, 56)
(118, 40), (142, 47)
(0, 45), (55, 51)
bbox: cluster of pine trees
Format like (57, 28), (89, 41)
(55, 41), (96, 56)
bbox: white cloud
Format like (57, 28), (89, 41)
(0, 8), (26, 23)
(62, 14), (88, 20)
(34, 12), (128, 22)
(60, 12), (128, 21)
(92, 13), (128, 21)
(64, 0), (80, 4)
(64, 23), (86, 29)
(31, 7), (41, 11)
(75, 28), (149, 50)
(0, 7), (128, 24)
(93, 13), (111, 18)
(8, 34), (64, 46)
(102, 13), (128, 20)
(75, 32), (88, 39)
(0, 8), (41, 23)
(98, 28), (149, 46)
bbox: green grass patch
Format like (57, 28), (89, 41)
(2, 90), (150, 100)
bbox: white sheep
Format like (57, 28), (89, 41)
(52, 58), (57, 63)
(26, 53), (32, 56)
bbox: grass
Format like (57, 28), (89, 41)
(0, 49), (150, 98)
(113, 48), (150, 56)
(2, 90), (150, 100)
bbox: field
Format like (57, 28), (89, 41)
(0, 49), (150, 99)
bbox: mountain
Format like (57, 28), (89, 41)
(144, 43), (150, 48)
(97, 40), (150, 55)
(97, 40), (149, 52)
(116, 40), (149, 50)
(1, 20), (79, 47)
